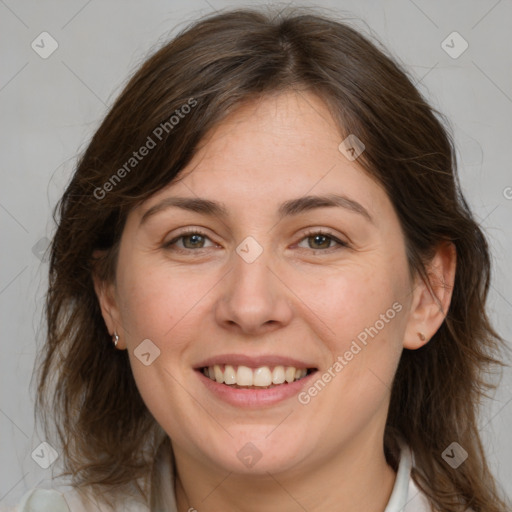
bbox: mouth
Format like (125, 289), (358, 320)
(199, 364), (318, 389)
(193, 354), (320, 407)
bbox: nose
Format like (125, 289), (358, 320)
(214, 241), (293, 336)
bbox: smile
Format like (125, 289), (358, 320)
(201, 364), (314, 388)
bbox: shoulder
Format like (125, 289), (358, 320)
(13, 488), (70, 512)
(13, 486), (149, 512)
(405, 476), (432, 511)
(407, 469), (475, 512)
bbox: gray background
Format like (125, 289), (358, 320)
(1, 0), (511, 508)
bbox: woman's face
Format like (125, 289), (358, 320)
(97, 90), (423, 475)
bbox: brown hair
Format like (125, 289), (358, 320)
(34, 5), (510, 511)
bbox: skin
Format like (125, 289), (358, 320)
(94, 89), (456, 512)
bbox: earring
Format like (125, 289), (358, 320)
(112, 331), (119, 348)
(417, 332), (426, 342)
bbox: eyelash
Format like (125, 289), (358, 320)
(163, 228), (349, 254)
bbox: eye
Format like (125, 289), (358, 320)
(162, 228), (349, 253)
(296, 230), (349, 251)
(163, 230), (216, 251)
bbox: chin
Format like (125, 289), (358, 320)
(197, 433), (308, 475)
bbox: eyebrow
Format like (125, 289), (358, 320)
(139, 193), (374, 225)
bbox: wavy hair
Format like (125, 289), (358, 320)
(34, 6), (510, 511)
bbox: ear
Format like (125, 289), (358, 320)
(91, 249), (124, 349)
(403, 241), (457, 349)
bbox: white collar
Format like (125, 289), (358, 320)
(384, 442), (430, 512)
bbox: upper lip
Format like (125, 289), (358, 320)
(194, 354), (318, 370)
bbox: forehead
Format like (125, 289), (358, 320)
(132, 90), (391, 224)
(194, 90), (344, 163)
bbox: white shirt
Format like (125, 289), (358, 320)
(12, 442), (432, 512)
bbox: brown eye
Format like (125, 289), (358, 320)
(297, 230), (348, 251)
(163, 230), (214, 251)
(307, 234), (332, 249)
(181, 233), (206, 249)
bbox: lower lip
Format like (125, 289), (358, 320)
(196, 369), (317, 408)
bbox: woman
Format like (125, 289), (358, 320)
(16, 6), (510, 512)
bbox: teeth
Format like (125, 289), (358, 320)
(214, 365), (224, 383)
(285, 366), (296, 383)
(272, 365), (286, 384)
(237, 365), (253, 386)
(224, 365), (236, 384)
(253, 367), (272, 386)
(204, 364), (309, 387)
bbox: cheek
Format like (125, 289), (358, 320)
(116, 261), (202, 341)
(116, 262), (202, 430)
(312, 261), (406, 396)
(312, 263), (402, 342)
(294, 269), (405, 453)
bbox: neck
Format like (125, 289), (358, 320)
(172, 435), (397, 512)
